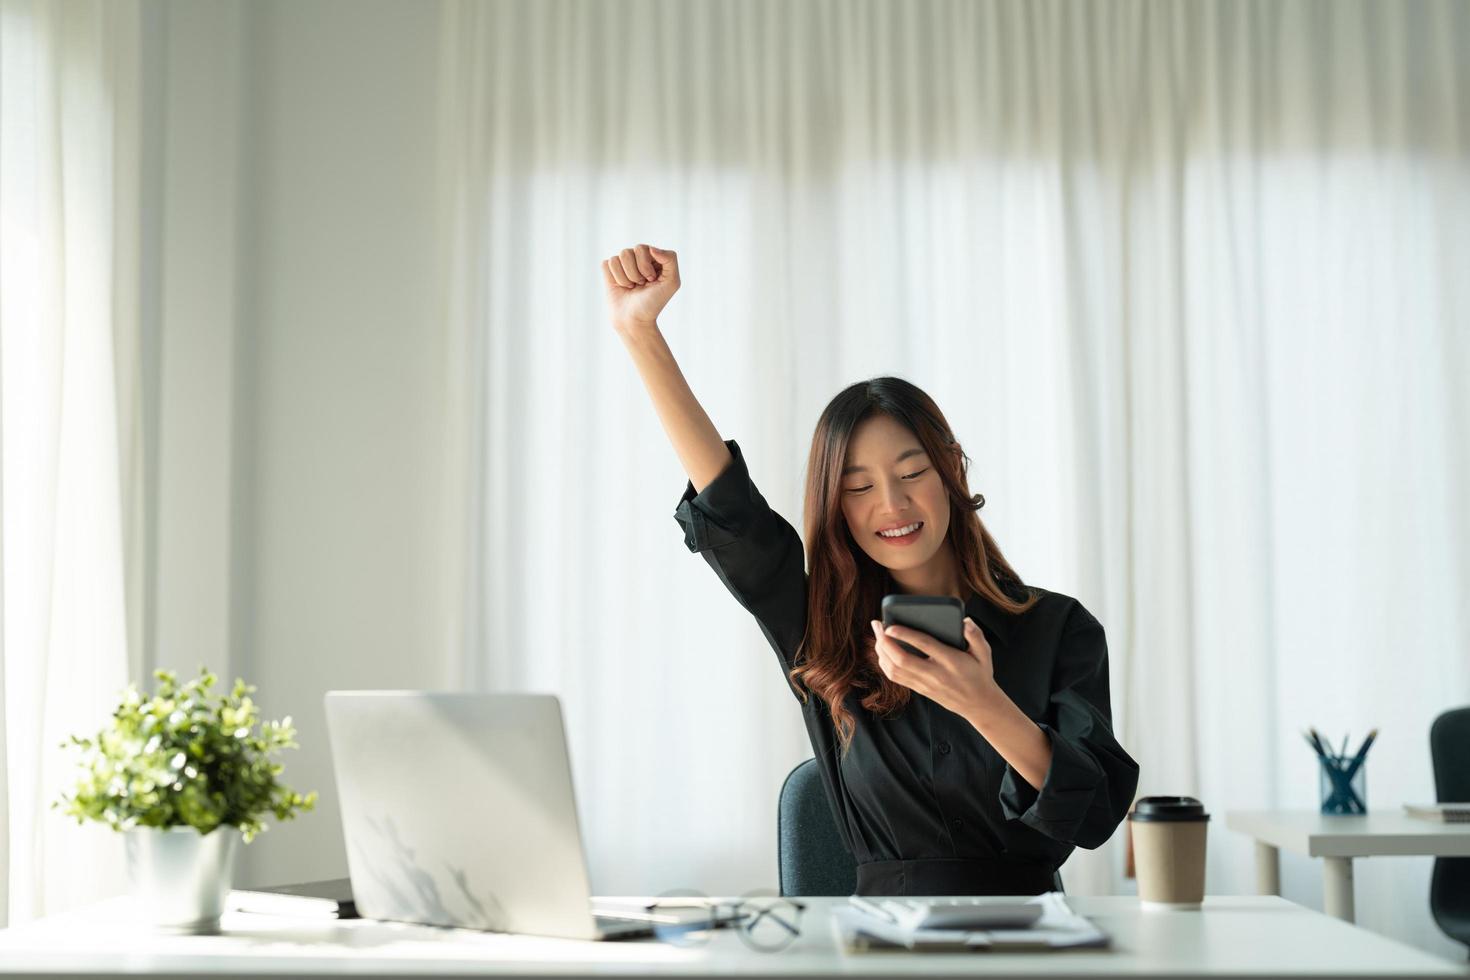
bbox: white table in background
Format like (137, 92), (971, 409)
(0, 893), (1464, 979)
(1225, 809), (1470, 923)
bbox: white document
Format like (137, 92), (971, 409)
(833, 892), (1109, 952)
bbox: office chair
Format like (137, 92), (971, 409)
(777, 757), (1064, 896)
(778, 757), (858, 896)
(1430, 706), (1470, 959)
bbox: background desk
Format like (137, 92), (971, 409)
(0, 894), (1464, 979)
(1226, 810), (1470, 922)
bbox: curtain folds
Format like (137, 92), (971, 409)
(0, 0), (144, 927)
(448, 0), (1467, 956)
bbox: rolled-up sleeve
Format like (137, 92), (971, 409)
(673, 440), (809, 682)
(997, 603), (1139, 849)
(673, 440), (766, 555)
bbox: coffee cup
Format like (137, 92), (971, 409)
(1128, 796), (1209, 910)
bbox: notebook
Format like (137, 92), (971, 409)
(229, 878), (357, 919)
(833, 892), (1109, 952)
(1403, 803), (1470, 823)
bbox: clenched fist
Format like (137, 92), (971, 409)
(601, 244), (679, 332)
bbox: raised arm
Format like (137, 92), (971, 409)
(604, 247), (809, 692)
(601, 244), (732, 493)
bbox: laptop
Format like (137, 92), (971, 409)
(323, 691), (664, 941)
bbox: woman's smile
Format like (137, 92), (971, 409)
(876, 520), (925, 545)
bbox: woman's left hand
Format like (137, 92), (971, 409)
(870, 617), (1000, 720)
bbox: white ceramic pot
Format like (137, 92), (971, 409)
(124, 825), (241, 932)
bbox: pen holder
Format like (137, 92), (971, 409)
(1318, 753), (1366, 815)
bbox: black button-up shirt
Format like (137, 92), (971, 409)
(674, 440), (1140, 896)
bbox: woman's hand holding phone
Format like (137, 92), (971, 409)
(869, 616), (999, 721)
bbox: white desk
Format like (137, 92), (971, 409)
(0, 894), (1463, 979)
(1226, 809), (1470, 923)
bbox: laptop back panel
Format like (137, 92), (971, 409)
(324, 691), (600, 940)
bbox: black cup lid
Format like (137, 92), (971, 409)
(1129, 796), (1210, 822)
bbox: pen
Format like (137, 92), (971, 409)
(1342, 728), (1378, 782)
(1303, 731), (1325, 760)
(1308, 728), (1330, 760)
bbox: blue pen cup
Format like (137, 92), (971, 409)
(1319, 754), (1366, 815)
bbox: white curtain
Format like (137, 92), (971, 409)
(0, 0), (143, 927)
(442, 0), (1470, 957)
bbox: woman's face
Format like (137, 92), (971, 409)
(839, 414), (951, 572)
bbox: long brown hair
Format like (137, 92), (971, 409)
(788, 377), (1039, 753)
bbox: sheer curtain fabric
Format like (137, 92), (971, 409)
(441, 0), (1469, 955)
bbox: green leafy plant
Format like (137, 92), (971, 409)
(55, 667), (317, 842)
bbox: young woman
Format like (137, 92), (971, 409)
(601, 243), (1139, 897)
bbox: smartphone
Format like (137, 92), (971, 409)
(880, 594), (965, 660)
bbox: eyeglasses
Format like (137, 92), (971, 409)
(646, 888), (806, 952)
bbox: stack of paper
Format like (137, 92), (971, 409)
(227, 878), (358, 919)
(832, 892), (1109, 953)
(1403, 803), (1470, 823)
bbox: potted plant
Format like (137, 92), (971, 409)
(55, 667), (317, 932)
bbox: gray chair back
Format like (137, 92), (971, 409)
(1430, 706), (1470, 956)
(778, 757), (858, 896)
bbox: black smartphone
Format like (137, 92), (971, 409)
(880, 595), (965, 660)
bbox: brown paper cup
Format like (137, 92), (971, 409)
(1129, 796), (1209, 910)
